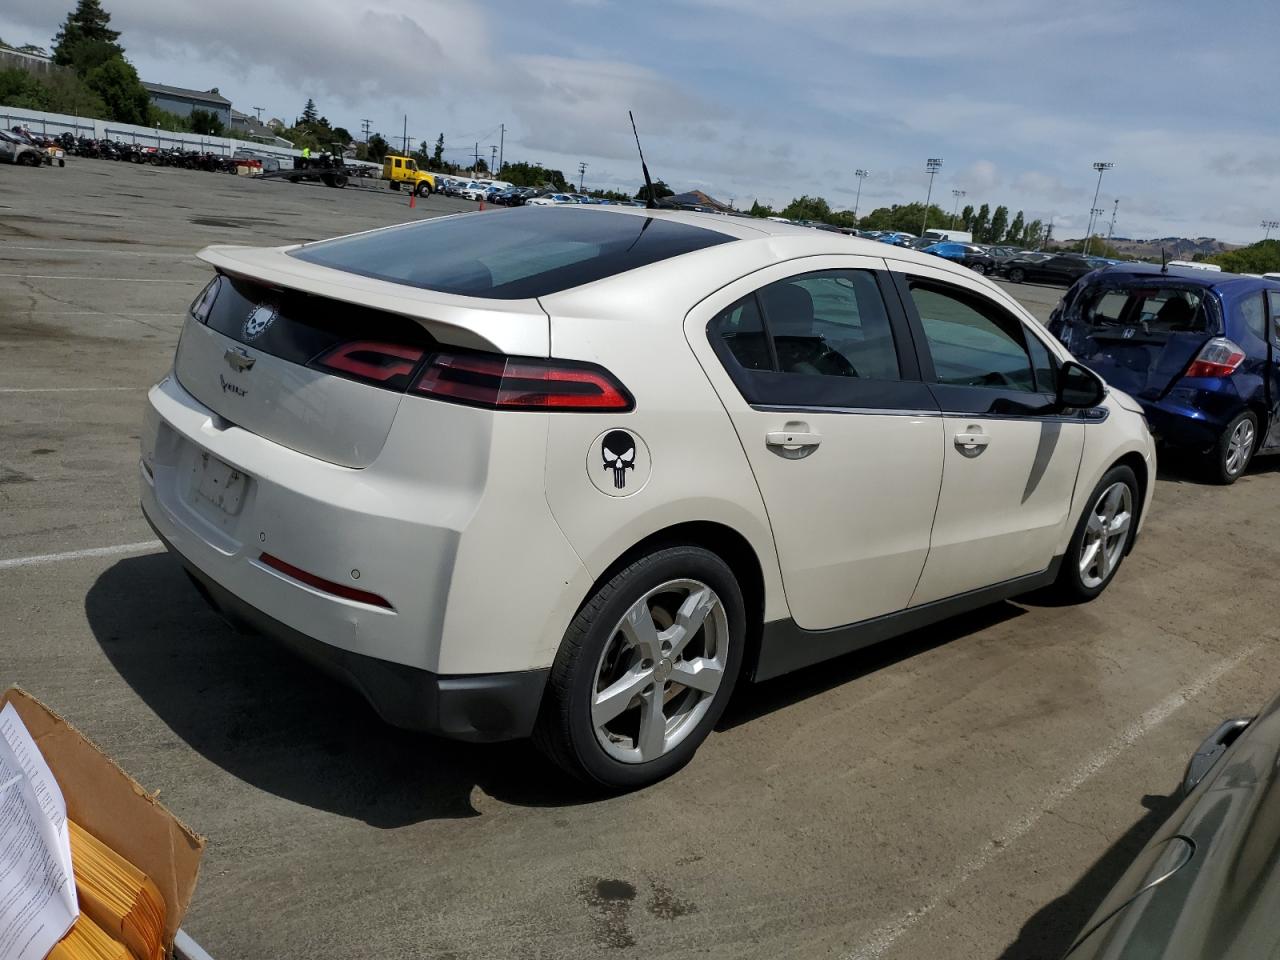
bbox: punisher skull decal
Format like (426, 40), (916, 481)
(601, 430), (636, 489)
(587, 428), (651, 498)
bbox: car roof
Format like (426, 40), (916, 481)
(1086, 261), (1280, 294)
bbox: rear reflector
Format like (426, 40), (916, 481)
(1185, 337), (1245, 379)
(413, 352), (633, 411)
(258, 552), (394, 609)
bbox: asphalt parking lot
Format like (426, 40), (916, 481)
(3, 161), (1279, 960)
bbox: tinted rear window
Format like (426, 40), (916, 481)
(289, 207), (734, 299)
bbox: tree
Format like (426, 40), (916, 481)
(989, 206), (1009, 245)
(86, 56), (148, 124)
(1006, 210), (1025, 245)
(960, 204), (975, 231)
(332, 126), (352, 145)
(500, 160), (569, 191)
(971, 203), (991, 242)
(1211, 240), (1280, 273)
(749, 200), (774, 218)
(301, 98), (318, 124)
(364, 133), (389, 162)
(52, 0), (122, 66)
(432, 132), (444, 166)
(189, 108), (223, 136)
(1024, 219), (1044, 249)
(634, 179), (673, 201)
(781, 195), (832, 221)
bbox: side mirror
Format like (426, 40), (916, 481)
(1057, 361), (1106, 410)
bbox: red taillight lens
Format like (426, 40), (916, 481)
(258, 553), (393, 609)
(413, 352), (633, 411)
(1184, 337), (1245, 379)
(314, 340), (425, 385)
(189, 275), (222, 324)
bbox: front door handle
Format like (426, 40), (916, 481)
(954, 430), (990, 455)
(766, 425), (821, 459)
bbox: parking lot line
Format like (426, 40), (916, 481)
(0, 273), (198, 283)
(0, 541), (162, 571)
(844, 640), (1265, 960)
(0, 387), (143, 393)
(1, 246), (199, 259)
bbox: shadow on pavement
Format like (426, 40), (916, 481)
(996, 789), (1182, 960)
(85, 553), (596, 827)
(719, 601), (1026, 730)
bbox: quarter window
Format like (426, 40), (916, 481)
(1239, 292), (1266, 341)
(908, 280), (1038, 392)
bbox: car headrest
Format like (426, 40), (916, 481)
(760, 283), (815, 337)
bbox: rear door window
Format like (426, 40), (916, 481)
(1079, 286), (1208, 333)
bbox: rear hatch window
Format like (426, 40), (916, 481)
(174, 274), (438, 468)
(288, 206), (733, 299)
(1058, 280), (1220, 399)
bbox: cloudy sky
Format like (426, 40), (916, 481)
(3, 0), (1277, 242)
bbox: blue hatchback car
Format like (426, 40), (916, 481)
(1049, 264), (1280, 483)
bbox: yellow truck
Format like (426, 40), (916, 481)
(382, 155), (437, 196)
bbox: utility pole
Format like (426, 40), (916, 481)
(1107, 199), (1119, 245)
(1045, 218), (1054, 250)
(1262, 220), (1279, 241)
(853, 169), (869, 222)
(578, 161), (588, 193)
(402, 115), (409, 155)
(498, 123), (504, 176)
(490, 145), (498, 174)
(473, 142), (480, 173)
(922, 158), (943, 235)
(950, 189), (966, 230)
(1083, 161), (1113, 254)
(252, 106), (264, 122)
(360, 119), (372, 144)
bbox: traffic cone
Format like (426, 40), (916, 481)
(409, 189), (416, 209)
(479, 199), (485, 211)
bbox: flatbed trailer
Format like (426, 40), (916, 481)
(254, 153), (353, 188)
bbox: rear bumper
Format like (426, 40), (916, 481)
(1139, 393), (1237, 450)
(149, 514), (549, 741)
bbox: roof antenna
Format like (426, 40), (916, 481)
(1160, 246), (1169, 274)
(629, 110), (658, 210)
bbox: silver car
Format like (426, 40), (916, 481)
(1066, 690), (1280, 957)
(0, 130), (43, 166)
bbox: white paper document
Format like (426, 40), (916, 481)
(0, 702), (78, 960)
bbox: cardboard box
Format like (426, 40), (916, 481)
(1, 687), (205, 952)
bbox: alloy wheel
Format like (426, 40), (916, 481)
(1225, 417), (1255, 477)
(1079, 481), (1133, 589)
(591, 579), (728, 764)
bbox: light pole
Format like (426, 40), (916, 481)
(950, 189), (966, 230)
(1087, 208), (1105, 251)
(1083, 161), (1113, 254)
(921, 158), (943, 235)
(853, 168), (869, 223)
(1107, 199), (1119, 245)
(1263, 220), (1280, 241)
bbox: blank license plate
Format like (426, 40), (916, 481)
(193, 452), (247, 515)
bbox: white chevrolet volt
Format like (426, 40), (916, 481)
(141, 206), (1155, 789)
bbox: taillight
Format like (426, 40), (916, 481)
(413, 352), (633, 411)
(259, 553), (393, 609)
(314, 341), (425, 388)
(1184, 338), (1245, 379)
(189, 275), (222, 324)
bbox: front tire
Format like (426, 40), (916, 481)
(971, 262), (988, 275)
(535, 546), (745, 790)
(415, 181), (432, 197)
(1210, 411), (1257, 484)
(1051, 465), (1138, 601)
(1009, 267), (1026, 283)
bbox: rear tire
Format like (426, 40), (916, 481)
(534, 546), (745, 790)
(1209, 411), (1257, 485)
(1050, 465), (1139, 602)
(1009, 267), (1026, 283)
(971, 263), (988, 275)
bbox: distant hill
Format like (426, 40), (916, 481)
(1055, 236), (1242, 261)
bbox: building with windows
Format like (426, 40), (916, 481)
(141, 82), (232, 129)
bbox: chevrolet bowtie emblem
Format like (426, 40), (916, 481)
(224, 347), (256, 372)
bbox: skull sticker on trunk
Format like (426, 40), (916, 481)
(587, 428), (651, 498)
(601, 430), (636, 489)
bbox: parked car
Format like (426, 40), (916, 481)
(142, 209), (1154, 789)
(0, 129), (44, 166)
(1049, 264), (1280, 483)
(528, 192), (577, 205)
(491, 186), (536, 207)
(1064, 689), (1280, 959)
(459, 181), (490, 201)
(923, 241), (997, 275)
(1004, 252), (1105, 285)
